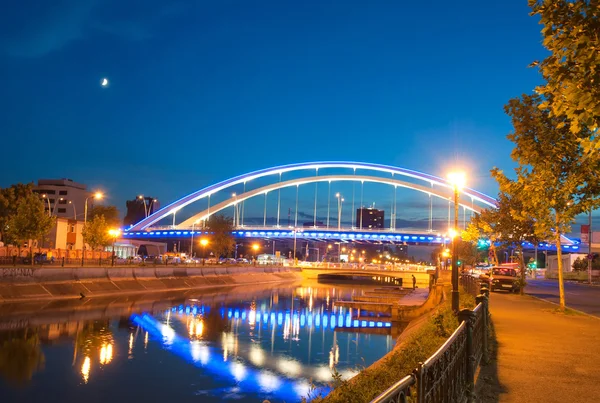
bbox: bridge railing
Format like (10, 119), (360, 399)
(371, 280), (490, 403)
(298, 261), (436, 272)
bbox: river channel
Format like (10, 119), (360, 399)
(0, 280), (401, 402)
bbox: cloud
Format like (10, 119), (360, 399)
(1, 0), (188, 58)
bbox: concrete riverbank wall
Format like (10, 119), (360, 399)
(0, 266), (302, 302)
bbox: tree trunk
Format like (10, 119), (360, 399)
(555, 217), (566, 310)
(519, 245), (526, 295)
(490, 243), (499, 266)
(30, 244), (33, 266)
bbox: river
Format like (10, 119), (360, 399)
(0, 281), (399, 402)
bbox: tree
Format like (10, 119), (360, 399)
(6, 192), (55, 264)
(529, 0), (600, 143)
(498, 93), (600, 308)
(89, 205), (120, 228)
(0, 183), (35, 244)
(205, 214), (235, 258)
(82, 215), (112, 250)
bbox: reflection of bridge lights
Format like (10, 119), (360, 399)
(278, 358), (302, 376)
(248, 309), (256, 326)
(258, 371), (281, 392)
(81, 356), (91, 383)
(231, 361), (247, 382)
(249, 345), (266, 367)
(315, 366), (332, 382)
(128, 333), (134, 356)
(190, 341), (210, 365)
(99, 343), (113, 365)
(144, 331), (149, 349)
(161, 324), (176, 344)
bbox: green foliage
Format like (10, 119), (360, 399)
(89, 205), (120, 228)
(311, 291), (475, 403)
(0, 334), (45, 386)
(205, 214), (235, 257)
(529, 0), (600, 141)
(82, 215), (112, 250)
(498, 93), (600, 308)
(572, 256), (600, 272)
(0, 183), (35, 244)
(6, 192), (55, 251)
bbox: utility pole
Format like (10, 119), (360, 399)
(589, 209), (593, 284)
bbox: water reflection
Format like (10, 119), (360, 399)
(0, 284), (396, 402)
(0, 332), (45, 386)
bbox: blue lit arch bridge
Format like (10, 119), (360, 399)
(123, 162), (580, 252)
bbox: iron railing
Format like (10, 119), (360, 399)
(372, 279), (489, 403)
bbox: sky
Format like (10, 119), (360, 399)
(0, 1), (559, 228)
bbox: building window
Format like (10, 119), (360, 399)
(39, 190), (56, 195)
(59, 190), (68, 195)
(58, 199), (67, 204)
(67, 243), (74, 250)
(49, 199), (55, 203)
(58, 208), (66, 213)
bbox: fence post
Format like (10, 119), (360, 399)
(61, 257), (65, 267)
(476, 294), (489, 364)
(458, 309), (475, 403)
(414, 362), (425, 403)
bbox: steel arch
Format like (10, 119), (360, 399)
(129, 161), (497, 231)
(178, 174), (486, 228)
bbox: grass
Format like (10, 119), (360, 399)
(304, 289), (476, 403)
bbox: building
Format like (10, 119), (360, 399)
(356, 207), (385, 229)
(47, 217), (85, 250)
(123, 196), (159, 227)
(33, 179), (94, 220)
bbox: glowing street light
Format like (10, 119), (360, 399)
(200, 238), (209, 264)
(108, 228), (121, 266)
(448, 171), (466, 312)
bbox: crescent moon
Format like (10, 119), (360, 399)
(101, 78), (108, 86)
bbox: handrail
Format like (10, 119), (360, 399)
(370, 374), (416, 403)
(369, 280), (490, 403)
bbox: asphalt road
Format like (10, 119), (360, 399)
(523, 279), (600, 317)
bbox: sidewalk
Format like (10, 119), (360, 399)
(477, 292), (600, 402)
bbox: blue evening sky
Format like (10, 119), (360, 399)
(0, 1), (557, 227)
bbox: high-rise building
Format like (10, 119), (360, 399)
(124, 196), (159, 227)
(33, 179), (94, 220)
(356, 207), (385, 229)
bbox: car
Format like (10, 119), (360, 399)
(236, 258), (249, 264)
(486, 267), (521, 293)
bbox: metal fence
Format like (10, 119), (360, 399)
(371, 279), (490, 403)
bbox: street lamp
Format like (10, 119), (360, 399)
(68, 200), (76, 220)
(336, 193), (344, 231)
(448, 171), (465, 312)
(190, 219), (200, 257)
(108, 228), (121, 266)
(200, 238), (209, 264)
(83, 192), (103, 265)
(138, 195), (148, 218)
(41, 194), (51, 216)
(52, 197), (64, 216)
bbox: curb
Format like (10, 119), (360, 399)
(524, 293), (600, 321)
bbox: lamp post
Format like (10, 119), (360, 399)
(41, 194), (51, 216)
(52, 197), (64, 216)
(448, 171), (465, 312)
(68, 200), (76, 220)
(83, 192), (103, 265)
(252, 243), (260, 265)
(200, 238), (208, 265)
(336, 193), (344, 231)
(190, 220), (200, 257)
(108, 229), (121, 267)
(138, 195), (148, 218)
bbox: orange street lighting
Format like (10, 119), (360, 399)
(328, 244), (333, 249)
(108, 229), (121, 266)
(447, 171), (466, 312)
(200, 238), (209, 247)
(252, 243), (260, 251)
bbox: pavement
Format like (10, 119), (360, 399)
(477, 290), (600, 402)
(525, 279), (600, 317)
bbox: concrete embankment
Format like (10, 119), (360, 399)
(0, 266), (302, 302)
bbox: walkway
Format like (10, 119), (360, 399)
(478, 292), (600, 402)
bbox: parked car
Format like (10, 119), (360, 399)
(22, 253), (54, 264)
(236, 258), (249, 264)
(484, 267), (521, 293)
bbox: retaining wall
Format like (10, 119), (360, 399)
(0, 266), (301, 302)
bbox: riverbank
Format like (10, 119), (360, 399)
(314, 284), (475, 403)
(0, 266), (302, 302)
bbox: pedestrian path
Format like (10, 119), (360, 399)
(478, 292), (600, 402)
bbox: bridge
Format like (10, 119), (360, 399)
(123, 161), (580, 252)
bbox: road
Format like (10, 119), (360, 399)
(524, 279), (600, 317)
